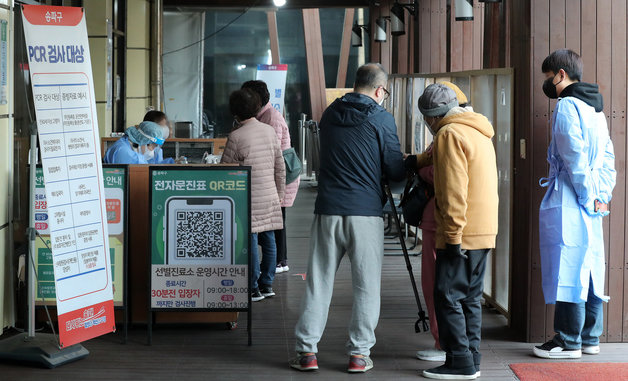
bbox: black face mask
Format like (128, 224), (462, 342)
(542, 73), (562, 99)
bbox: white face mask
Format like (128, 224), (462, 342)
(141, 146), (155, 161)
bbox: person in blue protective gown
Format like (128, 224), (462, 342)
(533, 49), (616, 360)
(142, 110), (176, 164)
(104, 121), (165, 164)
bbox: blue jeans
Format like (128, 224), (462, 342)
(251, 231), (277, 290)
(553, 278), (604, 349)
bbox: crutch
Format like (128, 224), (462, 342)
(384, 183), (430, 333)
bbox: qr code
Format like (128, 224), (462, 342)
(175, 210), (224, 258)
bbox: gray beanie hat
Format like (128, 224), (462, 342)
(418, 83), (459, 117)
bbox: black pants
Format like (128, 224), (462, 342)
(274, 207), (287, 265)
(434, 248), (489, 369)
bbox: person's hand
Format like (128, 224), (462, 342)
(446, 243), (468, 259)
(404, 155), (418, 171)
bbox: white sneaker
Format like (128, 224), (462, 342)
(282, 265), (289, 272)
(533, 340), (581, 359)
(582, 345), (600, 355)
(416, 348), (446, 362)
(275, 265), (285, 274)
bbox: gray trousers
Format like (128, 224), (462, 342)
(294, 214), (384, 356)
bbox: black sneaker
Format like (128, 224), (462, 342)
(533, 340), (581, 359)
(251, 289), (265, 302)
(422, 364), (478, 380)
(260, 286), (275, 297)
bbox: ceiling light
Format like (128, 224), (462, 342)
(273, 0), (286, 6)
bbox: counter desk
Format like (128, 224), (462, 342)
(101, 137), (228, 163)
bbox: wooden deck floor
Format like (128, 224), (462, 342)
(1, 182), (627, 380)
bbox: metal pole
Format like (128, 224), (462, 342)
(151, 0), (162, 110)
(27, 123), (37, 338)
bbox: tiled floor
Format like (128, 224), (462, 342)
(0, 181), (626, 380)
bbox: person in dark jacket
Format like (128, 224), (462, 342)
(290, 63), (405, 374)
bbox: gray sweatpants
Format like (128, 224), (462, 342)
(294, 214), (384, 356)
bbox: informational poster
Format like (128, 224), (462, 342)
(34, 166), (126, 306)
(0, 19), (7, 105)
(150, 167), (250, 311)
(22, 5), (115, 347)
(256, 64), (288, 115)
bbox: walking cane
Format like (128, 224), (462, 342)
(384, 184), (430, 333)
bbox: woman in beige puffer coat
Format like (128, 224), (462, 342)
(221, 89), (285, 301)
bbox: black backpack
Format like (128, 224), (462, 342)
(400, 173), (434, 227)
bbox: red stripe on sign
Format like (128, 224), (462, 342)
(58, 300), (115, 347)
(22, 5), (83, 27)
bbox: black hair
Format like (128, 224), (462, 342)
(143, 110), (168, 124)
(354, 63), (388, 92)
(229, 89), (261, 121)
(241, 80), (270, 106)
(542, 49), (583, 81)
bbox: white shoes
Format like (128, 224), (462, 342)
(416, 348), (446, 362)
(275, 265), (289, 274)
(582, 345), (600, 355)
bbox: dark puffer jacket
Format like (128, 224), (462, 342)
(315, 92), (405, 217)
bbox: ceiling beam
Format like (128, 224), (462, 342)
(164, 0), (370, 9)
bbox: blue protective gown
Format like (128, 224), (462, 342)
(103, 135), (148, 164)
(147, 146), (175, 164)
(539, 96), (616, 304)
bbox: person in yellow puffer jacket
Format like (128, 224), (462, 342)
(417, 83), (498, 380)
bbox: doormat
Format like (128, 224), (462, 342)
(510, 362), (628, 381)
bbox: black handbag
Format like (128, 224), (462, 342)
(399, 172), (434, 227)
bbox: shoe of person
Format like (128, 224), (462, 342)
(422, 364), (478, 380)
(533, 340), (582, 359)
(289, 352), (318, 371)
(275, 264), (285, 274)
(416, 348), (446, 362)
(582, 345), (600, 355)
(260, 286), (275, 297)
(282, 265), (290, 272)
(251, 289), (265, 302)
(347, 355), (373, 373)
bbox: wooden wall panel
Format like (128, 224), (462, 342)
(462, 21), (473, 71)
(529, 0), (550, 343)
(509, 0), (533, 342)
(624, 1), (628, 343)
(380, 1), (392, 74)
(580, 0), (597, 84)
(439, 0), (447, 72)
(450, 3), (463, 72)
(596, 0), (613, 343)
(564, 1), (580, 54)
(302, 9), (327, 121)
(420, 1), (431, 72)
(336, 8), (355, 87)
(608, 0), (626, 343)
(430, 0), (440, 72)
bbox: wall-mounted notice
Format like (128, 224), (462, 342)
(22, 5), (115, 347)
(256, 64), (287, 115)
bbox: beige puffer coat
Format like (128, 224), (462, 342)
(221, 118), (285, 233)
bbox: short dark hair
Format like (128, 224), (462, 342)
(143, 110), (168, 124)
(229, 89), (261, 121)
(354, 63), (388, 92)
(241, 80), (270, 105)
(542, 49), (583, 81)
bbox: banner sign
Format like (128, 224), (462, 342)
(256, 64), (288, 115)
(22, 5), (115, 347)
(150, 167), (250, 311)
(35, 166), (126, 307)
